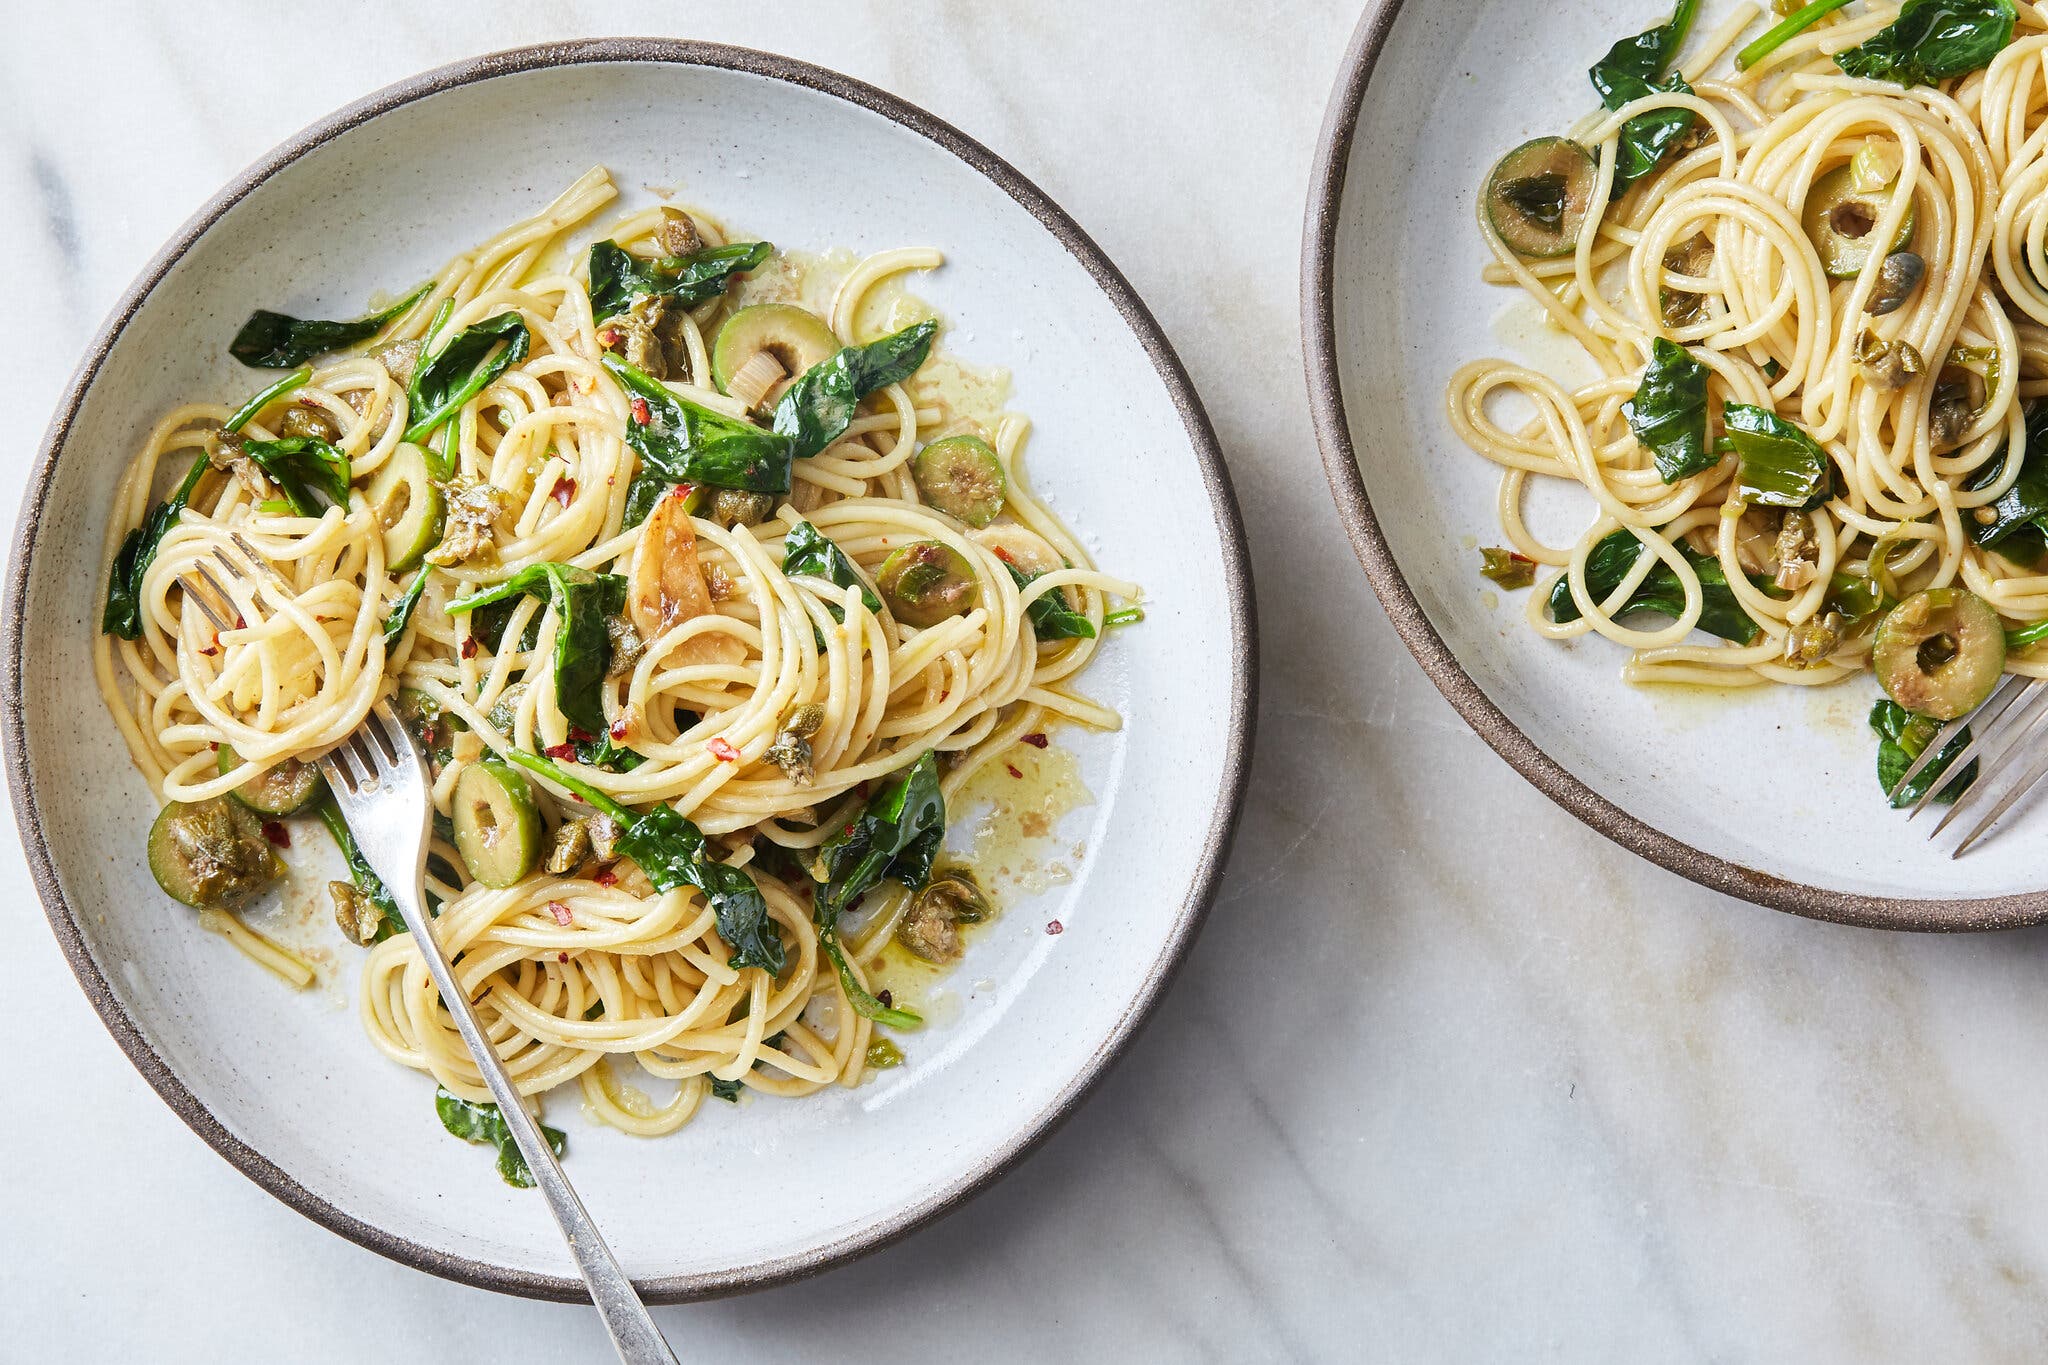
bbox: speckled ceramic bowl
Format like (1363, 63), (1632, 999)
(1305, 0), (2048, 929)
(5, 40), (1254, 1299)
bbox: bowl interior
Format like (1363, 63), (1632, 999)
(14, 51), (1244, 1292)
(1321, 0), (2048, 917)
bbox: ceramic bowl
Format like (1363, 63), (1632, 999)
(1304, 0), (2048, 929)
(5, 40), (1254, 1299)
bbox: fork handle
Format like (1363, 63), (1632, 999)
(396, 891), (678, 1364)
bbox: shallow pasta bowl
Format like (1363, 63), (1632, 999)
(1304, 0), (2048, 930)
(5, 40), (1254, 1298)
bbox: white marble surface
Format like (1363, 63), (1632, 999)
(8, 2), (2048, 1359)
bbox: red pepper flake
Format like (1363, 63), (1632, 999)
(1046, 920), (1064, 935)
(544, 741), (579, 761)
(547, 901), (574, 927)
(994, 547), (1015, 564)
(609, 715), (631, 740)
(567, 726), (596, 744)
(199, 633), (220, 657)
(1005, 763), (1023, 779)
(557, 951), (570, 964)
(630, 396), (652, 425)
(708, 736), (741, 763)
(598, 328), (620, 347)
(594, 867), (618, 887)
(551, 475), (577, 508)
(234, 613), (247, 630)
(1020, 732), (1049, 748)
(460, 635), (478, 659)
(877, 989), (893, 1008)
(261, 820), (291, 848)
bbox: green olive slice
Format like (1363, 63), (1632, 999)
(911, 435), (1006, 527)
(452, 759), (540, 888)
(363, 441), (445, 573)
(1802, 163), (1917, 280)
(1874, 587), (2004, 721)
(877, 541), (978, 628)
(147, 796), (282, 908)
(217, 742), (326, 816)
(1484, 138), (1598, 259)
(710, 304), (840, 405)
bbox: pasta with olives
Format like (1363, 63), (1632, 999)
(95, 166), (1138, 1154)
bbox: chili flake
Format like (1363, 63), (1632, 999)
(551, 476), (577, 508)
(544, 741), (578, 761)
(261, 821), (291, 848)
(708, 736), (741, 763)
(1020, 732), (1049, 749)
(630, 396), (652, 425)
(609, 715), (631, 741)
(1005, 763), (1023, 779)
(594, 867), (618, 887)
(460, 636), (478, 660)
(547, 901), (574, 927)
(1046, 920), (1064, 935)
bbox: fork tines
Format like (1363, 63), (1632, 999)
(1887, 674), (2048, 856)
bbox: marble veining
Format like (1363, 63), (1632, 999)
(10, 0), (2048, 1359)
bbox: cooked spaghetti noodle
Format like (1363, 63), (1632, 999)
(1450, 0), (2048, 703)
(96, 167), (1137, 1146)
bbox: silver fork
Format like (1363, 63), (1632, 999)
(1887, 672), (2048, 856)
(183, 549), (678, 1364)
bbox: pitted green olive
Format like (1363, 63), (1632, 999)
(878, 541), (978, 627)
(1874, 587), (2004, 720)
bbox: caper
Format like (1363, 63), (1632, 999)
(895, 869), (993, 964)
(1781, 611), (1844, 669)
(1874, 587), (2005, 720)
(1660, 235), (1715, 328)
(911, 435), (1007, 527)
(1854, 331), (1924, 389)
(1868, 251), (1925, 316)
(277, 405), (341, 442)
(710, 488), (775, 528)
(1803, 163), (1916, 279)
(877, 541), (978, 627)
(657, 207), (704, 258)
(1930, 372), (1981, 450)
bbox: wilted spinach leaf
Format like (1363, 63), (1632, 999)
(1834, 0), (2016, 86)
(1546, 528), (1762, 644)
(1625, 338), (1712, 481)
(447, 564), (626, 739)
(404, 311), (531, 444)
(230, 283), (430, 369)
(1870, 699), (1978, 806)
(772, 322), (937, 460)
(588, 240), (772, 318)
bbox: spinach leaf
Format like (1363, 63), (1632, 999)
(1834, 0), (2016, 86)
(498, 749), (787, 974)
(384, 570), (431, 648)
(101, 457), (210, 639)
(782, 519), (882, 614)
(1625, 339), (1713, 481)
(1589, 0), (1700, 193)
(772, 322), (938, 460)
(709, 1076), (745, 1103)
(230, 283), (431, 369)
(588, 240), (772, 318)
(809, 752), (947, 1029)
(1546, 528), (1762, 644)
(316, 798), (404, 941)
(241, 437), (351, 516)
(434, 1086), (565, 1188)
(1723, 403), (1834, 508)
(446, 564), (626, 739)
(1870, 699), (1978, 807)
(1965, 402), (2048, 553)
(604, 353), (795, 522)
(404, 311), (531, 444)
(1004, 561), (1096, 641)
(817, 751), (947, 920)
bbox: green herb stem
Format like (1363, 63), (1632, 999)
(1736, 0), (1853, 70)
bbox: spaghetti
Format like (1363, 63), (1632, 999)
(1449, 0), (2048, 716)
(96, 166), (1137, 1145)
